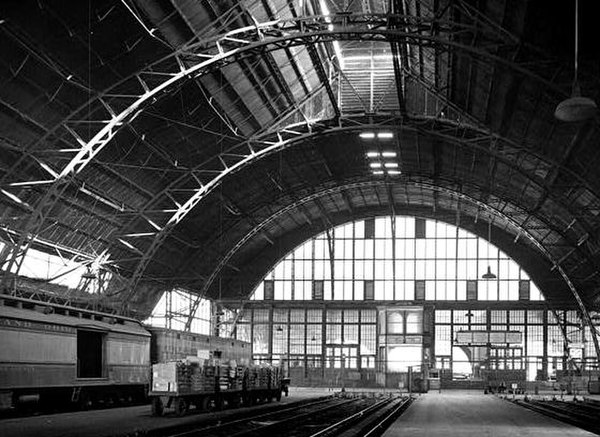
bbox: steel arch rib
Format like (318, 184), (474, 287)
(125, 116), (576, 301)
(3, 15), (570, 292)
(186, 179), (600, 362)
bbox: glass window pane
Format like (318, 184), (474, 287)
(384, 280), (394, 300)
(249, 217), (536, 304)
(416, 240), (426, 258)
(344, 281), (353, 300)
(426, 281), (436, 300)
(374, 281), (385, 300)
(446, 281), (456, 300)
(446, 239), (456, 258)
(355, 240), (365, 259)
(354, 280), (364, 300)
(415, 260), (426, 279)
(355, 221), (364, 239)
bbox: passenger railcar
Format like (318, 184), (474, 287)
(0, 293), (280, 414)
(0, 295), (150, 410)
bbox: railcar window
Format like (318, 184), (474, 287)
(77, 330), (105, 378)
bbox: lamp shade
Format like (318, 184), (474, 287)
(555, 95), (597, 122)
(482, 265), (497, 280)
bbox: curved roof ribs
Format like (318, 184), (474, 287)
(0, 12), (597, 359)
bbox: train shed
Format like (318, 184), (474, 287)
(1, 1), (600, 436)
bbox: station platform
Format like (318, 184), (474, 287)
(0, 388), (327, 437)
(383, 390), (597, 437)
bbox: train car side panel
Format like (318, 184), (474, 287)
(106, 333), (151, 385)
(0, 297), (151, 410)
(0, 310), (77, 389)
(148, 328), (251, 364)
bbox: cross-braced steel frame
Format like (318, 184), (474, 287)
(1, 13), (597, 364)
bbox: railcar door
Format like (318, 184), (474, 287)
(77, 329), (106, 378)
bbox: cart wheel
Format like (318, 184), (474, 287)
(78, 391), (92, 411)
(229, 395), (241, 408)
(199, 396), (209, 411)
(174, 398), (188, 417)
(151, 397), (164, 416)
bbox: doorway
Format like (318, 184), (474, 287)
(77, 330), (105, 378)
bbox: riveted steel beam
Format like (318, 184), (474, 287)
(1, 14), (585, 306)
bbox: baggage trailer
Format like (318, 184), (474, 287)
(149, 361), (285, 416)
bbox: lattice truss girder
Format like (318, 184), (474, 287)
(173, 115), (600, 293)
(0, 8), (598, 321)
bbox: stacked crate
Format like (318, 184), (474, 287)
(246, 365), (259, 389)
(258, 365), (270, 389)
(268, 366), (280, 388)
(229, 365), (244, 390)
(218, 364), (230, 390)
(191, 364), (216, 392)
(175, 361), (193, 393)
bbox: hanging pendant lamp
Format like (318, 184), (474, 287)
(555, 0), (597, 122)
(482, 218), (497, 280)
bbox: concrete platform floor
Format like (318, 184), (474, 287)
(383, 390), (597, 437)
(0, 388), (328, 437)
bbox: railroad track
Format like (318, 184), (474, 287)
(154, 397), (345, 437)
(158, 394), (413, 437)
(309, 395), (413, 437)
(512, 398), (600, 435)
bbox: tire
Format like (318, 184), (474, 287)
(151, 397), (164, 416)
(200, 396), (211, 412)
(174, 397), (188, 417)
(78, 390), (92, 411)
(229, 394), (241, 408)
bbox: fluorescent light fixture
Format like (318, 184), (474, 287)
(384, 162), (399, 168)
(1, 189), (25, 205)
(381, 151), (397, 158)
(387, 170), (402, 175)
(343, 55), (394, 61)
(118, 238), (137, 251)
(146, 218), (163, 231)
(372, 170), (384, 175)
(377, 132), (394, 139)
(369, 162), (382, 168)
(37, 160), (59, 178)
(360, 132), (376, 139)
(366, 151), (379, 158)
(80, 186), (123, 211)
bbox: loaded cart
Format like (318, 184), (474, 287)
(149, 360), (286, 416)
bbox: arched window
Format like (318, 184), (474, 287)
(251, 217), (543, 302)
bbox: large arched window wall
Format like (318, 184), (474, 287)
(251, 217), (543, 302)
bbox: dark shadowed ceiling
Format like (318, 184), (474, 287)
(0, 0), (599, 320)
